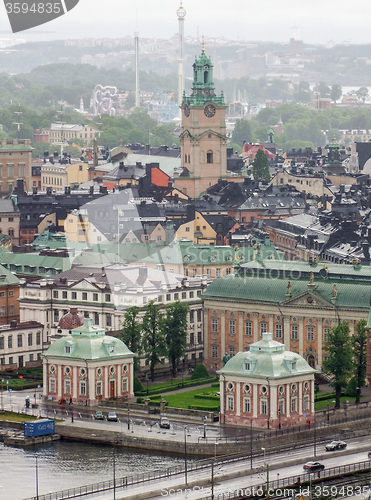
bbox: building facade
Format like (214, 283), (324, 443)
(202, 260), (371, 372)
(0, 139), (33, 195)
(217, 333), (315, 428)
(174, 47), (228, 198)
(19, 263), (205, 370)
(0, 320), (45, 370)
(42, 317), (135, 405)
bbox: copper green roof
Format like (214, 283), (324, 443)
(138, 242), (282, 267)
(44, 318), (135, 360)
(0, 250), (70, 276)
(0, 263), (19, 286)
(203, 272), (371, 310)
(217, 333), (315, 378)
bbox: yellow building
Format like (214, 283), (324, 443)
(66, 161), (90, 187)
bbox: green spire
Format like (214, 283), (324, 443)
(182, 45), (225, 108)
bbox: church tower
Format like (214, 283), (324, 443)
(174, 45), (228, 198)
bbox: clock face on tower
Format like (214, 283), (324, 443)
(204, 103), (216, 117)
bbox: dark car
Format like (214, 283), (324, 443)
(94, 410), (104, 420)
(107, 411), (118, 422)
(159, 417), (170, 429)
(325, 440), (347, 451)
(303, 462), (325, 472)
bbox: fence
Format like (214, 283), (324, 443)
(200, 459), (371, 500)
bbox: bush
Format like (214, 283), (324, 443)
(194, 393), (220, 401)
(135, 377), (217, 396)
(134, 375), (144, 394)
(345, 377), (358, 397)
(188, 405), (220, 412)
(191, 363), (209, 380)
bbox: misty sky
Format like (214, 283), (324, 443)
(0, 0), (370, 45)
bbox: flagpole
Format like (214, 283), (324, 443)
(148, 130), (150, 155)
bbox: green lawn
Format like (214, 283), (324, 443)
(315, 396), (360, 410)
(0, 411), (38, 422)
(161, 385), (220, 410)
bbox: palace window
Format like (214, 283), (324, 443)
(211, 344), (218, 359)
(229, 319), (235, 335)
(291, 325), (298, 340)
(243, 397), (251, 413)
(275, 324), (282, 339)
(307, 325), (314, 342)
(227, 396), (234, 411)
(245, 321), (252, 336)
(211, 318), (218, 333)
(260, 323), (267, 337)
(261, 399), (267, 415)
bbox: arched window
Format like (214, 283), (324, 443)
(204, 71), (208, 83)
(207, 150), (213, 163)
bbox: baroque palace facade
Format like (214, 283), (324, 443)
(203, 259), (371, 372)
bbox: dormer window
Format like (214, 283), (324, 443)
(109, 346), (114, 354)
(292, 361), (296, 370)
(244, 362), (250, 371)
(65, 346), (71, 354)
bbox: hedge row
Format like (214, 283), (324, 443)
(315, 392), (341, 402)
(135, 377), (217, 396)
(188, 405), (220, 412)
(194, 394), (220, 401)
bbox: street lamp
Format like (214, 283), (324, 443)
(356, 387), (360, 405)
(35, 456), (39, 500)
(266, 377), (270, 429)
(127, 408), (130, 430)
(113, 449), (116, 500)
(249, 418), (253, 469)
(327, 399), (330, 425)
(184, 426), (188, 485)
(261, 447), (269, 493)
(203, 415), (207, 439)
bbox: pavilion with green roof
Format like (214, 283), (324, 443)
(42, 317), (135, 406)
(217, 332), (315, 428)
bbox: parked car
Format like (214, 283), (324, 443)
(94, 411), (104, 420)
(159, 417), (170, 429)
(107, 411), (118, 422)
(303, 462), (325, 472)
(325, 440), (347, 451)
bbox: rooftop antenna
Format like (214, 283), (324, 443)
(12, 103), (23, 139)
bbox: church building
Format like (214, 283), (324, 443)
(174, 45), (228, 198)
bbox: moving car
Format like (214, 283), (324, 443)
(107, 411), (118, 422)
(159, 417), (170, 429)
(325, 440), (347, 451)
(94, 410), (104, 420)
(303, 462), (325, 472)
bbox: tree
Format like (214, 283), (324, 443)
(141, 301), (166, 381)
(352, 319), (367, 404)
(252, 149), (270, 182)
(163, 301), (189, 377)
(231, 119), (252, 147)
(119, 306), (142, 371)
(356, 87), (369, 103)
(191, 363), (209, 380)
(323, 321), (353, 408)
(330, 84), (342, 103)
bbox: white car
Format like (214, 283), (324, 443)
(107, 411), (118, 422)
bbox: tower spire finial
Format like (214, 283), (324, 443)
(202, 35), (205, 53)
